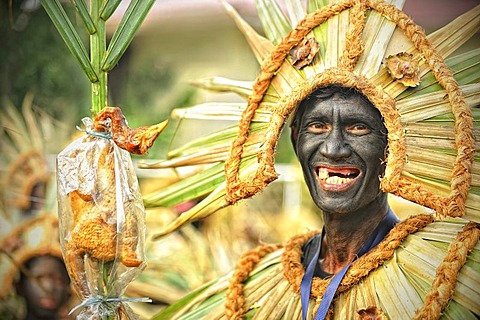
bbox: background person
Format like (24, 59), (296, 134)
(15, 255), (71, 320)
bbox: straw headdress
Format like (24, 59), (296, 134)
(142, 0), (480, 237)
(0, 96), (68, 300)
(145, 1), (480, 319)
(0, 214), (63, 300)
(152, 215), (480, 319)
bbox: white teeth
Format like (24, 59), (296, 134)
(318, 168), (329, 180)
(318, 168), (355, 184)
(325, 176), (351, 185)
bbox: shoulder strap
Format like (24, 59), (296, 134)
(301, 208), (399, 320)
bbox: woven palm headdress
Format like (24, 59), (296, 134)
(0, 214), (63, 299)
(0, 97), (68, 299)
(143, 0), (480, 237)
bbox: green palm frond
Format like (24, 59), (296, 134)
(255, 0), (292, 44)
(152, 220), (480, 319)
(143, 1), (480, 235)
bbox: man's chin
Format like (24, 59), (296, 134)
(33, 308), (58, 318)
(315, 198), (357, 214)
(31, 302), (60, 318)
(315, 186), (358, 205)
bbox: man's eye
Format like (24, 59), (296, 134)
(307, 122), (331, 133)
(347, 123), (370, 135)
(34, 274), (68, 286)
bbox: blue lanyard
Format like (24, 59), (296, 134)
(300, 208), (399, 320)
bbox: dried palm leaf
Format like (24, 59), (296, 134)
(152, 219), (480, 319)
(0, 96), (70, 217)
(143, 0), (480, 237)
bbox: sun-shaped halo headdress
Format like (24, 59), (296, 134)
(0, 97), (69, 300)
(0, 214), (63, 299)
(224, 0), (476, 216)
(142, 0), (480, 237)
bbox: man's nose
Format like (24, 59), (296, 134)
(38, 277), (55, 293)
(319, 126), (351, 159)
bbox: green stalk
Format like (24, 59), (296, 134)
(91, 4), (111, 319)
(90, 0), (107, 115)
(40, 0), (98, 83)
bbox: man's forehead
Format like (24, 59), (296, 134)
(301, 99), (384, 126)
(296, 90), (378, 119)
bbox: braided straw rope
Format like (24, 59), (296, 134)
(224, 0), (474, 219)
(339, 1), (366, 71)
(224, 214), (436, 318)
(5, 149), (50, 210)
(413, 221), (480, 320)
(224, 0), (357, 204)
(369, 0), (475, 218)
(225, 243), (283, 319)
(0, 214), (63, 299)
(282, 214), (434, 298)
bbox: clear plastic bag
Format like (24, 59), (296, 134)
(57, 117), (147, 319)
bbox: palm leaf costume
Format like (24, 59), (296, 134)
(146, 0), (480, 318)
(0, 99), (75, 318)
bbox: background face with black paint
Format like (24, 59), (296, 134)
(293, 87), (388, 216)
(16, 255), (71, 319)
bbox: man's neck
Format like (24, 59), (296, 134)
(320, 195), (389, 274)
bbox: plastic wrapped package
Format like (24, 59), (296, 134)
(56, 117), (148, 319)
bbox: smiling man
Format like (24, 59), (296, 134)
(152, 1), (480, 319)
(292, 85), (398, 278)
(289, 86), (402, 318)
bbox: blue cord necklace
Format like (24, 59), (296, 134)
(300, 208), (399, 320)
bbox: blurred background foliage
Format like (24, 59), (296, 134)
(0, 0), (89, 124)
(1, 0), (478, 160)
(0, 0), (209, 159)
(0, 0), (264, 160)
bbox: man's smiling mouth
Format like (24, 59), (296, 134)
(315, 166), (361, 190)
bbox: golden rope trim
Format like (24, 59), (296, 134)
(223, 214), (435, 318)
(225, 243), (283, 319)
(279, 68), (405, 196)
(282, 214), (434, 299)
(0, 214), (62, 299)
(224, 0), (474, 220)
(228, 67), (406, 205)
(224, 0), (357, 204)
(282, 230), (320, 289)
(5, 149), (49, 209)
(0, 246), (64, 299)
(369, 0), (475, 218)
(388, 178), (446, 217)
(339, 1), (366, 71)
(17, 172), (49, 209)
(413, 221), (480, 320)
(5, 149), (46, 180)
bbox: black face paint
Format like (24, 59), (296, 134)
(294, 88), (387, 215)
(18, 255), (71, 318)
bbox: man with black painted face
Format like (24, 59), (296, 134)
(291, 85), (399, 278)
(16, 255), (71, 320)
